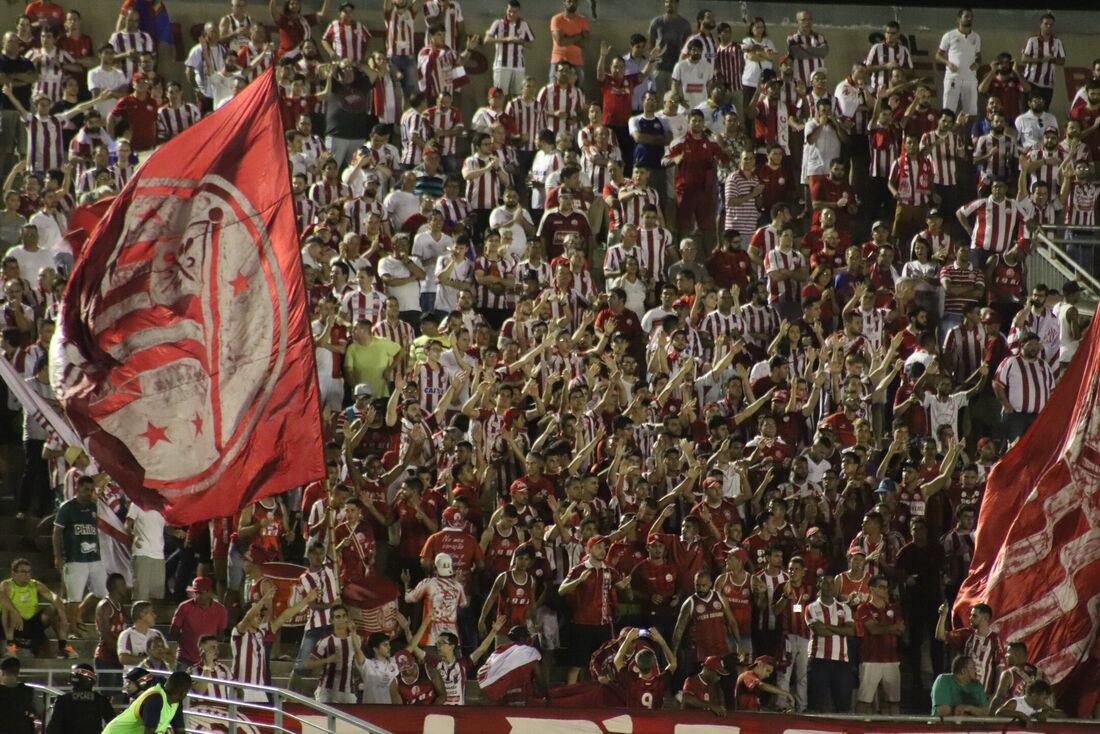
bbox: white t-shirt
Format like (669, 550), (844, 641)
(656, 111), (687, 144)
(209, 72), (237, 109)
(802, 118), (842, 180)
(126, 504), (166, 560)
(7, 245), (56, 281)
(411, 230), (453, 294)
(922, 391), (968, 434)
(433, 257), (473, 313)
(377, 255), (421, 311)
(671, 58), (713, 109)
(488, 205), (534, 258)
(87, 66), (129, 119)
(383, 190), (420, 230)
(27, 210), (66, 258)
(741, 37), (776, 88)
(938, 29), (981, 82)
(360, 657), (399, 704)
(117, 626), (166, 662)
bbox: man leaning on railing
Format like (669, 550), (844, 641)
(930, 655), (989, 717)
(102, 670), (191, 734)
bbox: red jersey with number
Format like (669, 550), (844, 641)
(397, 667), (437, 704)
(497, 570), (537, 626)
(682, 674), (718, 706)
(716, 571), (752, 635)
(484, 525), (522, 578)
(613, 666), (669, 709)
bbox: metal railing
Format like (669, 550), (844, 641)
(1031, 225), (1100, 297)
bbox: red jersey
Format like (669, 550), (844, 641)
(563, 561), (621, 626)
(483, 525), (522, 578)
(686, 591), (733, 661)
(755, 162), (792, 213)
(631, 558), (679, 620)
(666, 132), (727, 194)
(496, 570), (537, 626)
(420, 529), (483, 585)
(397, 667), (438, 704)
(682, 673), (720, 707)
(613, 665), (669, 709)
(735, 670), (765, 710)
(855, 600), (901, 662)
(716, 571), (752, 635)
(95, 597), (126, 666)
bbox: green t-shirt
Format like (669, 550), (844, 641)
(344, 336), (402, 398)
(54, 497), (101, 563)
(930, 673), (988, 715)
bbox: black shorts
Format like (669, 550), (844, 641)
(15, 609), (49, 642)
(564, 622), (612, 668)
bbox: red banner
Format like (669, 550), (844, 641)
(187, 703), (1099, 734)
(54, 68), (324, 524)
(956, 320), (1100, 714)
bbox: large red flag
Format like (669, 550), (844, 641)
(52, 69), (324, 525)
(956, 321), (1100, 712)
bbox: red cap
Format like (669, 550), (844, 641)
(646, 533), (664, 546)
(132, 71), (151, 82)
(728, 548), (750, 565)
(753, 655), (778, 667)
(393, 650), (415, 669)
(976, 437), (994, 449)
(442, 506), (465, 528)
(805, 526), (822, 539)
(488, 86), (504, 97)
(422, 146), (438, 157)
(702, 656), (731, 675)
(672, 296), (692, 309)
(187, 576), (213, 593)
(586, 534), (607, 550)
(980, 310), (1001, 324)
(702, 476), (722, 490)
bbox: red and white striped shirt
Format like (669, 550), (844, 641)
(975, 133), (1018, 185)
(864, 42), (912, 93)
(26, 46), (74, 102)
(417, 46), (457, 99)
(323, 20), (372, 63)
(24, 115), (65, 173)
(313, 632), (357, 694)
(1064, 179), (1100, 226)
(400, 108), (426, 168)
(1021, 34), (1065, 89)
(739, 303), (779, 348)
(373, 318), (415, 349)
(156, 103), (201, 142)
(537, 82), (585, 136)
(385, 5), (417, 56)
(857, 308), (889, 351)
(109, 30), (155, 79)
(230, 623), (269, 688)
(581, 144), (620, 197)
(435, 195), (471, 230)
(309, 180), (352, 208)
(943, 323), (984, 379)
(341, 289), (387, 324)
(995, 354), (1053, 413)
(765, 248), (806, 303)
(889, 154), (934, 206)
(505, 96), (543, 151)
(1023, 144), (1066, 190)
(805, 598), (852, 661)
(298, 565), (340, 630)
(295, 196), (318, 231)
(749, 223), (781, 259)
(682, 33), (718, 65)
(868, 123), (900, 179)
(614, 181), (659, 229)
(723, 169), (760, 234)
(415, 361), (450, 414)
(463, 154), (503, 209)
(424, 0), (464, 53)
(960, 197), (1022, 253)
(485, 17), (534, 69)
(944, 627), (1005, 694)
(699, 309), (742, 348)
(920, 130), (962, 186)
(236, 42), (274, 82)
(424, 104), (463, 157)
(345, 197), (385, 235)
(786, 32), (828, 85)
(713, 43), (743, 92)
(637, 226), (673, 283)
(474, 255), (516, 309)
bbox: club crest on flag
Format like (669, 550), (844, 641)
(67, 176), (288, 495)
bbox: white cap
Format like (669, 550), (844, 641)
(434, 552), (454, 577)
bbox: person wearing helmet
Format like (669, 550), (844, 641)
(402, 552), (468, 650)
(123, 666), (164, 701)
(45, 664), (115, 734)
(102, 671), (191, 734)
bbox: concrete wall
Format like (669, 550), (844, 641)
(8, 2), (1099, 119)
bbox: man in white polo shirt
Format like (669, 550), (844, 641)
(936, 9), (981, 117)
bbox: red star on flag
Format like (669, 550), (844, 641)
(192, 414), (203, 435)
(229, 270), (250, 296)
(139, 421), (170, 448)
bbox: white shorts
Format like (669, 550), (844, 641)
(492, 67), (526, 97)
(318, 377), (345, 412)
(63, 560), (108, 600)
(857, 661), (901, 703)
(315, 688), (358, 704)
(942, 76), (978, 117)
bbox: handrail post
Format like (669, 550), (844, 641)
(227, 695), (238, 734)
(274, 688), (284, 733)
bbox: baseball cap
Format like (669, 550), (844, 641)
(442, 506), (465, 529)
(339, 1), (355, 9)
(1020, 330), (1041, 343)
(980, 310), (1001, 324)
(488, 86), (504, 98)
(393, 650), (415, 669)
(187, 576), (213, 593)
(434, 552), (454, 577)
(702, 476), (722, 490)
(871, 220), (889, 232)
(672, 296), (692, 309)
(753, 655), (778, 667)
(1063, 281), (1083, 296)
(586, 534), (608, 550)
(132, 71), (151, 83)
(847, 545), (867, 557)
(805, 526), (822, 539)
(702, 656), (731, 675)
(976, 437), (994, 450)
(354, 383), (371, 397)
(926, 208), (943, 219)
(730, 548), (750, 564)
(646, 533), (664, 546)
(875, 478), (897, 494)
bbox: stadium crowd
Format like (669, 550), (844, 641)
(1, 0), (1097, 728)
